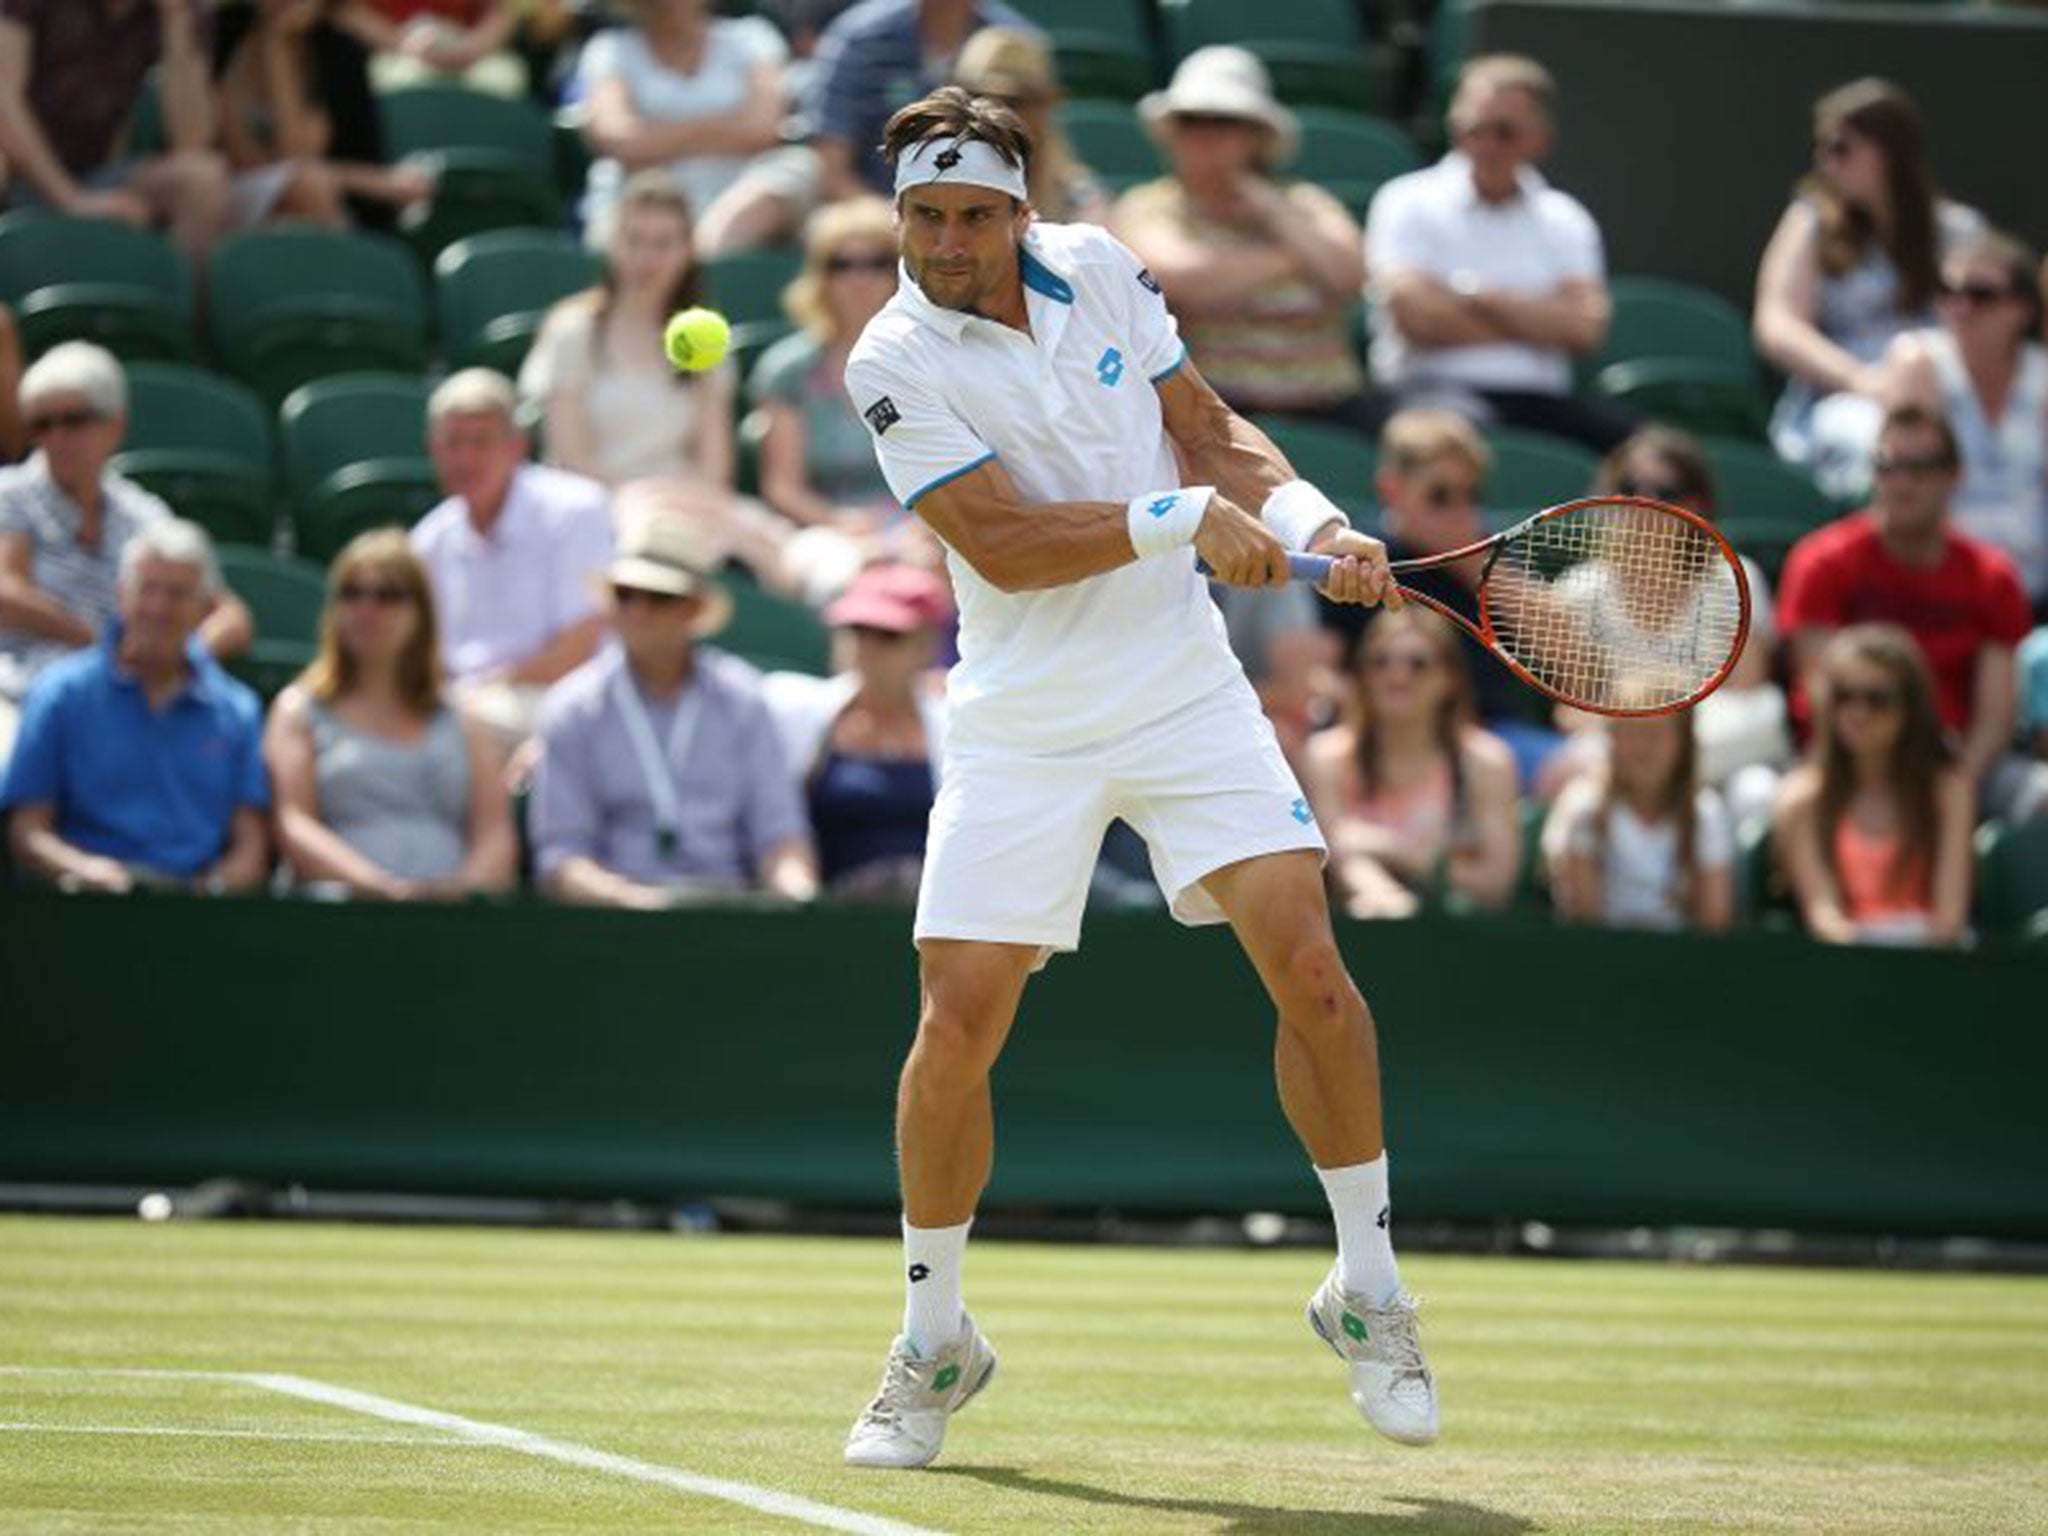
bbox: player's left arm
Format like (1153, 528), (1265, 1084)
(1155, 362), (1399, 609)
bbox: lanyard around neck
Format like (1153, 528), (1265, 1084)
(612, 664), (704, 857)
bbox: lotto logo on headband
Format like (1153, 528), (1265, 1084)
(934, 148), (963, 172)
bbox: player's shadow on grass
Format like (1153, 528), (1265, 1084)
(934, 1467), (1540, 1535)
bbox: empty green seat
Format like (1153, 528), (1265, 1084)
(1253, 415), (1378, 522)
(1593, 356), (1768, 441)
(280, 373), (440, 564)
(1700, 436), (1838, 530)
(719, 572), (830, 676)
(1161, 0), (1370, 110)
(1715, 514), (1810, 589)
(381, 84), (560, 261)
(435, 228), (601, 374)
(1592, 277), (1758, 380)
(1056, 99), (1162, 192)
(216, 546), (328, 698)
(1291, 109), (1419, 217)
(1975, 819), (2048, 939)
(0, 213), (194, 362)
(1011, 0), (1154, 97)
(111, 363), (278, 549)
(210, 228), (430, 405)
(702, 247), (804, 329)
(1484, 427), (1601, 518)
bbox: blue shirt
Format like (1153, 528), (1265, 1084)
(0, 626), (270, 879)
(807, 0), (1037, 193)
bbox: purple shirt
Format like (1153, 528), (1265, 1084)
(409, 464), (613, 683)
(532, 645), (807, 888)
(0, 0), (204, 180)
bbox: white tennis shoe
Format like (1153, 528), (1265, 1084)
(844, 1315), (998, 1470)
(1305, 1267), (1439, 1445)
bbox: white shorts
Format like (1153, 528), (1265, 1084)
(914, 680), (1326, 962)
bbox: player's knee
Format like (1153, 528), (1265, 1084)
(1276, 937), (1365, 1038)
(912, 998), (1006, 1080)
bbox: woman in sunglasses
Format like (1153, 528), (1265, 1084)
(750, 197), (945, 598)
(1870, 230), (2047, 616)
(1753, 78), (1981, 498)
(1304, 608), (1520, 919)
(264, 529), (517, 900)
(1772, 623), (1971, 947)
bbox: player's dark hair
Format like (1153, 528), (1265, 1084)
(1800, 78), (1941, 314)
(881, 86), (1034, 182)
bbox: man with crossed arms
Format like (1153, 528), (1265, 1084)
(842, 87), (1437, 1469)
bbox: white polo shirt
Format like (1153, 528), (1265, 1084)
(846, 220), (1244, 756)
(1365, 151), (1606, 396)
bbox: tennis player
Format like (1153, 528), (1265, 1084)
(842, 87), (1437, 1469)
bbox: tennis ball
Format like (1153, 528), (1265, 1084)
(664, 306), (731, 372)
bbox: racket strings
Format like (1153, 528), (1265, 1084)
(1481, 502), (1746, 712)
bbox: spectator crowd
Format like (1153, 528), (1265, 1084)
(1, 0), (2045, 949)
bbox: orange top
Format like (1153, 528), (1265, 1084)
(1832, 815), (1931, 922)
(1342, 757), (1456, 861)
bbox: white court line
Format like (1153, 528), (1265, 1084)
(1, 1366), (950, 1536)
(0, 1422), (459, 1446)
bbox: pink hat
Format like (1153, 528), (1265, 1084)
(824, 563), (953, 633)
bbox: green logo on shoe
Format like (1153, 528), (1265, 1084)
(1341, 1312), (1368, 1342)
(932, 1364), (961, 1392)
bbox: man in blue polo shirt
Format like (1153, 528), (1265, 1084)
(2, 519), (269, 894)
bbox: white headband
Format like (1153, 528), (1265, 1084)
(892, 136), (1028, 204)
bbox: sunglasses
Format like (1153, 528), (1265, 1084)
(337, 582), (409, 607)
(1872, 452), (1953, 477)
(1368, 652), (1436, 675)
(26, 407), (102, 435)
(1419, 482), (1480, 509)
(1458, 120), (1523, 144)
(1940, 279), (2018, 307)
(1174, 112), (1257, 132)
(850, 623), (915, 643)
(612, 584), (686, 607)
(1615, 477), (1691, 503)
(827, 254), (896, 276)
(1816, 135), (1856, 160)
(1832, 683), (1901, 711)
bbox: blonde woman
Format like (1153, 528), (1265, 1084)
(265, 529), (517, 899)
(954, 27), (1107, 226)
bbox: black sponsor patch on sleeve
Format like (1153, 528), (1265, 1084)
(863, 396), (901, 436)
(1136, 267), (1162, 295)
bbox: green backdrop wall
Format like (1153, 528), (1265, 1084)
(2, 890), (2043, 1236)
(1467, 0), (2048, 310)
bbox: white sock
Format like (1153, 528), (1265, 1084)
(1317, 1155), (1402, 1305)
(901, 1217), (970, 1353)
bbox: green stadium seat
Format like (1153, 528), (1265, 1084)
(216, 546), (328, 699)
(553, 111), (593, 209)
(1055, 100), (1162, 193)
(380, 84), (561, 262)
(1974, 819), (2048, 939)
(1590, 276), (1759, 381)
(1428, 0), (1471, 115)
(1161, 0), (1370, 111)
(1734, 817), (1799, 931)
(1593, 356), (1768, 442)
(719, 571), (831, 676)
(1715, 514), (1808, 589)
(435, 228), (601, 374)
(1012, 0), (1155, 96)
(111, 363), (278, 550)
(0, 213), (194, 363)
(730, 318), (796, 393)
(1483, 427), (1601, 518)
(279, 373), (440, 565)
(702, 247), (804, 329)
(1290, 108), (1419, 217)
(1253, 415), (1378, 522)
(1514, 797), (1549, 915)
(210, 227), (430, 405)
(1700, 436), (1838, 531)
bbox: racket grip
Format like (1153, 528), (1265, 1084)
(1196, 553), (1336, 584)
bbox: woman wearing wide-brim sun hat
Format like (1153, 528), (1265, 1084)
(953, 26), (1110, 226)
(1113, 46), (1385, 437)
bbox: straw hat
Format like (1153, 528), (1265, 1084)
(1139, 46), (1300, 166)
(605, 507), (732, 637)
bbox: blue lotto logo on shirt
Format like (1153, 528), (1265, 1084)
(1095, 347), (1125, 387)
(1290, 797), (1315, 826)
(1146, 495), (1178, 518)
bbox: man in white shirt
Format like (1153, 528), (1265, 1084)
(1365, 54), (1634, 453)
(410, 370), (615, 753)
(839, 87), (1438, 1472)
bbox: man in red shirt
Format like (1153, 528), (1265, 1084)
(1779, 404), (2047, 820)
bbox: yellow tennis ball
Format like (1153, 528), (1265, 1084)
(663, 306), (731, 372)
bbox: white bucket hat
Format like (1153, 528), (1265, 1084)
(1139, 46), (1300, 167)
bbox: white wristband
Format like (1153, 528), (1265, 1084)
(1126, 485), (1214, 560)
(1260, 479), (1349, 552)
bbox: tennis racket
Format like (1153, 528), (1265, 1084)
(1206, 496), (1752, 718)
